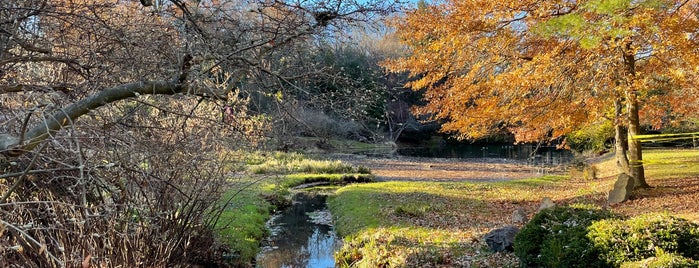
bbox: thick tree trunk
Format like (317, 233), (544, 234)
(614, 98), (630, 174)
(627, 90), (650, 188)
(621, 42), (649, 189)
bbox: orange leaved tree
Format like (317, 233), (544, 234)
(385, 0), (699, 188)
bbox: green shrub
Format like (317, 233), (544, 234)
(621, 250), (699, 268)
(588, 214), (699, 267)
(565, 120), (614, 153)
(514, 204), (618, 268)
(356, 165), (372, 174)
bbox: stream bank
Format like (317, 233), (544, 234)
(255, 190), (340, 268)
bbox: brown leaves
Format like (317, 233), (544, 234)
(384, 0), (699, 143)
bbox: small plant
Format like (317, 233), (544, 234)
(393, 204), (429, 218)
(514, 204), (618, 268)
(356, 165), (372, 174)
(620, 250), (699, 268)
(588, 213), (699, 267)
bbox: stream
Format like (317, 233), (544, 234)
(254, 143), (574, 267)
(255, 192), (339, 268)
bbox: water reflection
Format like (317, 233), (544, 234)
(396, 143), (573, 165)
(256, 193), (339, 268)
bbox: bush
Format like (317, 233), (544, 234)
(588, 214), (699, 267)
(621, 250), (699, 268)
(565, 120), (614, 153)
(514, 204), (618, 268)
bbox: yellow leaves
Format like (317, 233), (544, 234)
(386, 0), (699, 143)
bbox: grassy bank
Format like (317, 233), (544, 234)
(329, 148), (699, 267)
(213, 151), (373, 266)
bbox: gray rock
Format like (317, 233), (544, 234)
(512, 208), (528, 224)
(0, 134), (19, 152)
(538, 197), (555, 212)
(484, 225), (520, 252)
(608, 173), (635, 204)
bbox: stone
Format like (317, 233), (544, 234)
(484, 225), (520, 252)
(512, 207), (528, 224)
(538, 197), (555, 212)
(608, 173), (635, 204)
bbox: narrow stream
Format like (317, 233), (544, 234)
(255, 192), (340, 268)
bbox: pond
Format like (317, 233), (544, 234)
(361, 143), (574, 166)
(255, 192), (339, 268)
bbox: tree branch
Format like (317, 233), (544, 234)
(1, 80), (186, 157)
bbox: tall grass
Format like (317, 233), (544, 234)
(247, 151), (362, 174)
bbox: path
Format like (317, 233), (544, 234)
(329, 154), (567, 182)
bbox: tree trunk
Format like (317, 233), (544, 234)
(614, 98), (630, 174)
(621, 42), (650, 189)
(627, 90), (649, 188)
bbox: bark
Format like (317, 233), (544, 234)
(0, 80), (185, 157)
(614, 98), (630, 174)
(627, 90), (650, 188)
(622, 42), (649, 189)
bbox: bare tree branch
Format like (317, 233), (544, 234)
(1, 80), (187, 157)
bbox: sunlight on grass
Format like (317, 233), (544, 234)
(592, 148), (699, 179)
(214, 182), (272, 265)
(329, 148), (699, 267)
(642, 148), (699, 179)
(329, 175), (616, 267)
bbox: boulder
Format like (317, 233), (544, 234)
(608, 173), (635, 204)
(484, 225), (520, 252)
(512, 207), (528, 224)
(538, 197), (555, 212)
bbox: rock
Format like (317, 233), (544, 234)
(512, 208), (528, 224)
(608, 173), (635, 204)
(538, 197), (555, 212)
(0, 134), (19, 152)
(484, 225), (520, 252)
(583, 165), (598, 180)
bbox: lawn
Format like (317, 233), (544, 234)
(329, 148), (699, 267)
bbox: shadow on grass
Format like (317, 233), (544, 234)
(330, 182), (546, 267)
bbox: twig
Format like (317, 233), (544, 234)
(0, 218), (63, 266)
(0, 143), (48, 203)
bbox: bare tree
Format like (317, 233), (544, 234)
(0, 0), (401, 266)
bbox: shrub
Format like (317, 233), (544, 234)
(620, 250), (699, 268)
(356, 165), (372, 174)
(565, 120), (614, 153)
(514, 204), (618, 268)
(588, 214), (699, 267)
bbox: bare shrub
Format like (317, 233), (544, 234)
(0, 95), (266, 267)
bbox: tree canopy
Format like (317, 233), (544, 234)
(385, 0), (699, 186)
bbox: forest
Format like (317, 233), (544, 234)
(1, 0), (699, 267)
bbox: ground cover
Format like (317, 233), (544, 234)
(213, 151), (373, 266)
(329, 148), (699, 267)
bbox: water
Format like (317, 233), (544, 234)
(256, 192), (339, 268)
(396, 143), (573, 166)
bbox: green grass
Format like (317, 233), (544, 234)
(282, 173), (374, 188)
(328, 176), (622, 267)
(214, 183), (273, 265)
(214, 150), (374, 266)
(593, 148), (699, 179)
(247, 152), (356, 174)
(329, 148), (699, 267)
(641, 148), (699, 179)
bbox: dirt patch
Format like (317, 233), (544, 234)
(329, 154), (568, 182)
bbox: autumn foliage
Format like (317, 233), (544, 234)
(385, 0), (699, 185)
